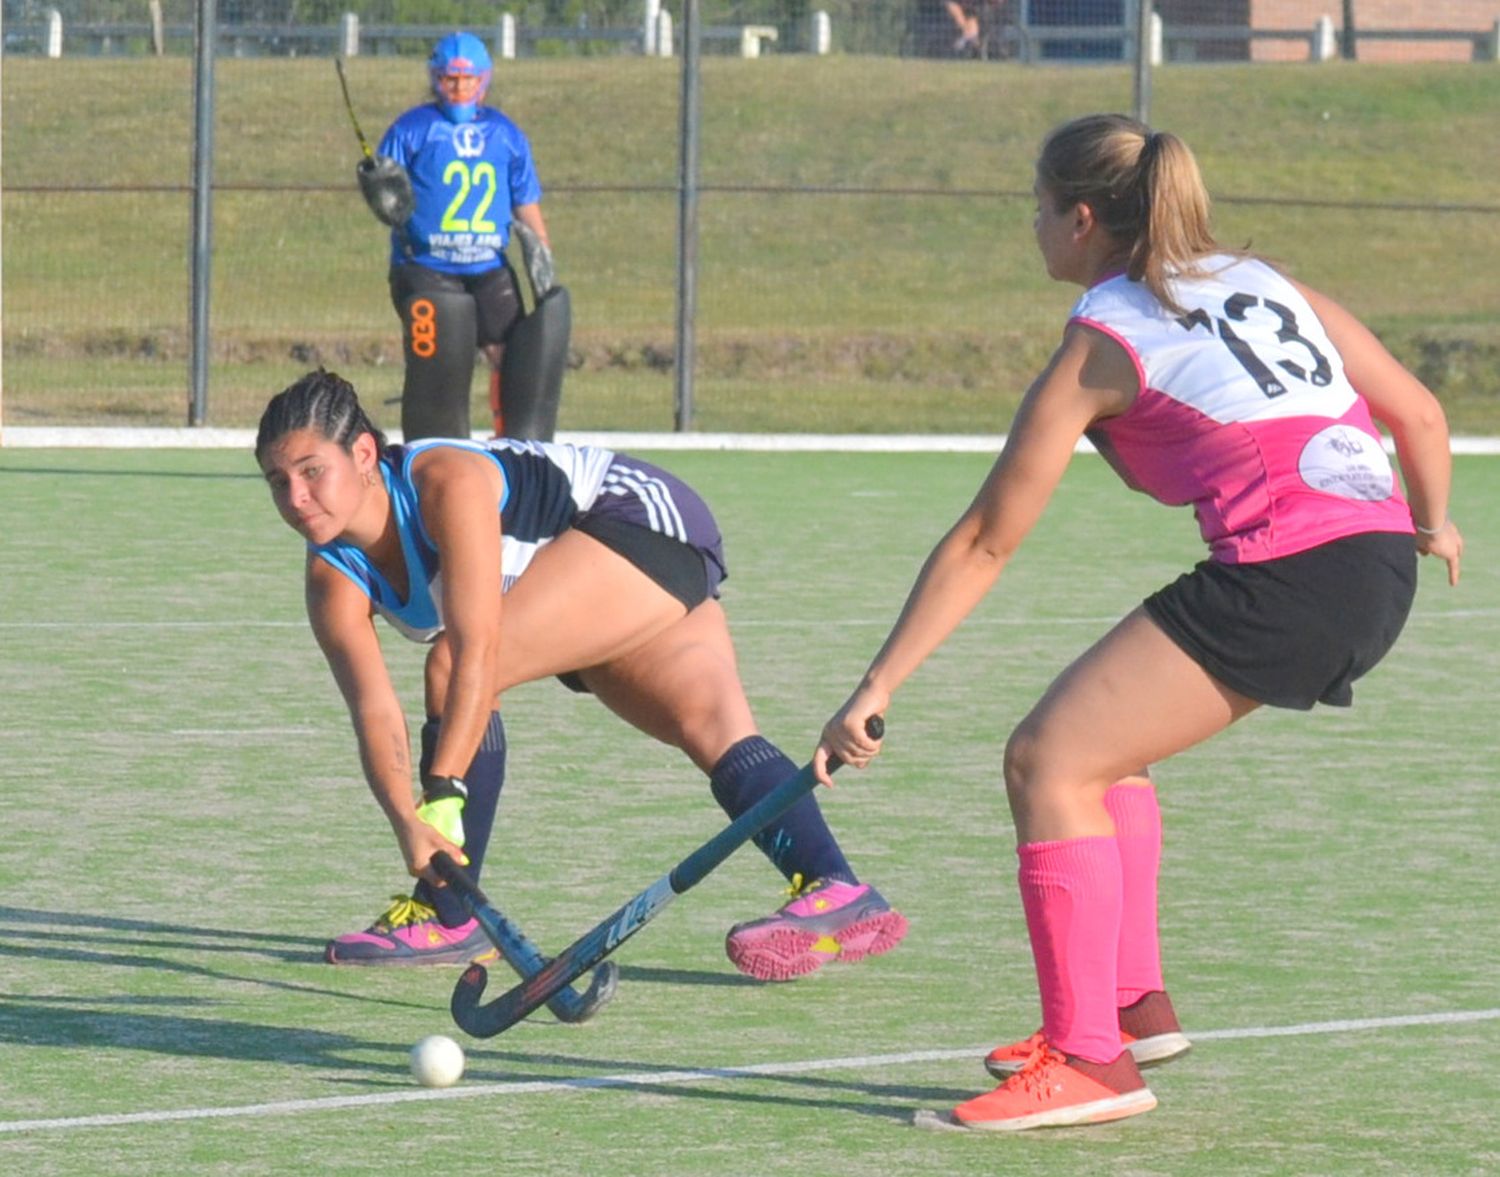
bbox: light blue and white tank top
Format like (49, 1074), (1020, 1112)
(311, 436), (615, 642)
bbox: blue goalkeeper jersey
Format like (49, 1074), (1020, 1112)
(378, 104), (543, 274)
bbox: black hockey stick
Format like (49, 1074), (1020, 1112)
(430, 851), (618, 1026)
(333, 56), (375, 161)
(448, 716), (883, 1038)
(335, 57), (415, 232)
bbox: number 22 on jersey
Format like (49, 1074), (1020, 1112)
(440, 161), (499, 233)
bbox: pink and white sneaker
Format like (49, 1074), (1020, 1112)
(725, 876), (908, 982)
(324, 894), (498, 966)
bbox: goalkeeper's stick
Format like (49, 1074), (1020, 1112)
(333, 57), (375, 161)
(334, 59), (416, 234)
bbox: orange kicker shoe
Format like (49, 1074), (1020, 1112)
(984, 990), (1192, 1078)
(955, 1046), (1157, 1132)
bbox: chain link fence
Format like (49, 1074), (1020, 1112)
(4, 1), (1498, 434)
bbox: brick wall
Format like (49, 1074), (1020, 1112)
(1250, 1), (1498, 62)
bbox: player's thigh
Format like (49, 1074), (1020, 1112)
(389, 263), (464, 317)
(467, 265), (524, 347)
(493, 530), (688, 689)
(1007, 607), (1258, 792)
(581, 600), (756, 772)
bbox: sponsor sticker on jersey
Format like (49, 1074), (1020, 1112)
(1297, 424), (1394, 501)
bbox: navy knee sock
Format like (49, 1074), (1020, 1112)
(415, 712), (507, 927)
(708, 735), (856, 886)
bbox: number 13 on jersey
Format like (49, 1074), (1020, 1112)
(1177, 291), (1332, 399)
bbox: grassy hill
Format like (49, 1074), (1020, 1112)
(3, 55), (1498, 431)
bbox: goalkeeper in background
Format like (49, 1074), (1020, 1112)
(368, 31), (551, 439)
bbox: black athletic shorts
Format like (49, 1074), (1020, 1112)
(389, 262), (524, 347)
(1143, 531), (1417, 710)
(555, 455), (728, 694)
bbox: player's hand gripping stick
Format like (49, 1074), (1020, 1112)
(446, 716), (884, 1038)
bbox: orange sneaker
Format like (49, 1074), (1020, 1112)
(984, 991), (1192, 1078)
(955, 1046), (1156, 1131)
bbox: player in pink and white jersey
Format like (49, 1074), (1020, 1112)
(817, 113), (1462, 1132)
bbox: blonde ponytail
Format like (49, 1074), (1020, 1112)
(1037, 114), (1229, 314)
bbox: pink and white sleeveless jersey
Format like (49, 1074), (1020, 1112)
(1074, 255), (1412, 563)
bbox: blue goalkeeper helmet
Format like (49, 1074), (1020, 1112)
(428, 32), (492, 124)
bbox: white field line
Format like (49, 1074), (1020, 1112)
(6, 427), (1500, 456)
(1, 1007), (1495, 1136)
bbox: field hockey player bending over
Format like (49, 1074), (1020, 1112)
(256, 370), (908, 982)
(817, 113), (1461, 1131)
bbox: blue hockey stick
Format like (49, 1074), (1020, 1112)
(430, 851), (618, 1026)
(447, 717), (883, 1038)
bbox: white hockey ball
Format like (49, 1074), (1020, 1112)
(410, 1034), (466, 1088)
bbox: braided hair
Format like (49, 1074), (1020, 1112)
(255, 369), (388, 464)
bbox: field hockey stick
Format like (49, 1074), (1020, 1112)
(334, 58), (415, 237)
(448, 716), (884, 1039)
(333, 57), (375, 161)
(430, 851), (619, 1025)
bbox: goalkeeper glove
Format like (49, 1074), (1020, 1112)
(357, 155), (415, 228)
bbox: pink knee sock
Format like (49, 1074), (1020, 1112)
(1104, 778), (1164, 1005)
(1017, 836), (1123, 1064)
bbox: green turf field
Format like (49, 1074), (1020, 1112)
(1, 447), (1496, 1174)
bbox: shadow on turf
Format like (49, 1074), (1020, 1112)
(0, 904), (322, 958)
(557, 1075), (973, 1123)
(615, 963), (757, 988)
(455, 1050), (975, 1120)
(0, 997), (427, 1081)
(1, 907), (747, 989)
(0, 905), (433, 1012)
(0, 996), (978, 1110)
(442, 1043), (978, 1115)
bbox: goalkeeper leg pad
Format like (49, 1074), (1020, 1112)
(400, 288), (477, 441)
(498, 285), (571, 441)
